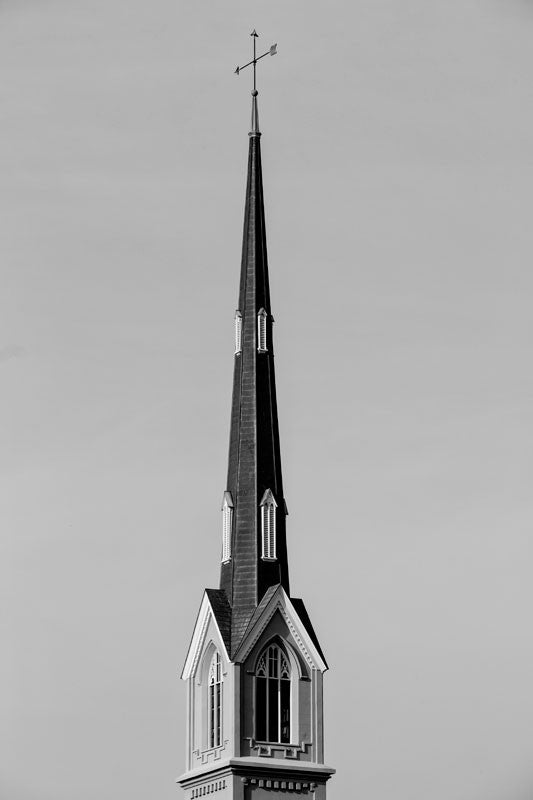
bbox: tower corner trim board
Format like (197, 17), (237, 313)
(178, 60), (335, 799)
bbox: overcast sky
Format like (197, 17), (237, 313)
(2, 1), (533, 799)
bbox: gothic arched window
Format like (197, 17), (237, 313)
(208, 651), (222, 748)
(221, 492), (233, 563)
(257, 308), (267, 352)
(234, 310), (242, 355)
(260, 489), (277, 560)
(255, 644), (291, 743)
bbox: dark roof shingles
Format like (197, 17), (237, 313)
(205, 589), (232, 655)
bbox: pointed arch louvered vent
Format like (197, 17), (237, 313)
(234, 311), (242, 354)
(221, 492), (233, 563)
(260, 489), (277, 559)
(257, 308), (267, 352)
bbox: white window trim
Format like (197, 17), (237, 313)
(260, 489), (277, 560)
(221, 492), (233, 563)
(234, 310), (242, 355)
(208, 651), (223, 749)
(257, 308), (267, 353)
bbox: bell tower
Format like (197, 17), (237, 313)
(178, 40), (335, 800)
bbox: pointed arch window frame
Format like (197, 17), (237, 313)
(234, 310), (243, 355)
(254, 642), (291, 744)
(221, 492), (233, 563)
(208, 650), (223, 749)
(257, 308), (268, 353)
(260, 489), (277, 560)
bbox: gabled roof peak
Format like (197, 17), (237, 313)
(232, 585), (328, 672)
(181, 589), (231, 680)
(259, 488), (277, 507)
(221, 491), (234, 509)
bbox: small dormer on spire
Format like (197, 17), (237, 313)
(234, 310), (242, 354)
(221, 492), (234, 563)
(257, 307), (268, 352)
(260, 489), (278, 560)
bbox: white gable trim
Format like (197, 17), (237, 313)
(181, 593), (230, 681)
(233, 587), (327, 673)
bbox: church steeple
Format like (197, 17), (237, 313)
(220, 90), (289, 649)
(179, 46), (334, 798)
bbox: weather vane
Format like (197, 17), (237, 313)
(234, 30), (277, 92)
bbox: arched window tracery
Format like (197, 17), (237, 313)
(255, 643), (291, 743)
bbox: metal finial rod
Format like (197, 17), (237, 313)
(234, 30), (277, 90)
(253, 29), (256, 92)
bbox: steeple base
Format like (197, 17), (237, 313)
(178, 757), (335, 800)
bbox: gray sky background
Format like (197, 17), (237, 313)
(2, 1), (533, 799)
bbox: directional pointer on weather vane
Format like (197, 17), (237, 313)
(234, 30), (277, 92)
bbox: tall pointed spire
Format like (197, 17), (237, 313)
(179, 48), (334, 800)
(220, 91), (289, 648)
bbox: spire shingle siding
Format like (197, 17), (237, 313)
(220, 115), (289, 652)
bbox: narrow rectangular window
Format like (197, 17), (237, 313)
(261, 505), (269, 558)
(256, 677), (267, 741)
(209, 684), (215, 748)
(280, 680), (290, 743)
(216, 683), (221, 746)
(222, 506), (232, 562)
(268, 679), (279, 743)
(268, 506), (275, 558)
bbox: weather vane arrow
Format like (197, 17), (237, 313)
(235, 30), (277, 92)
